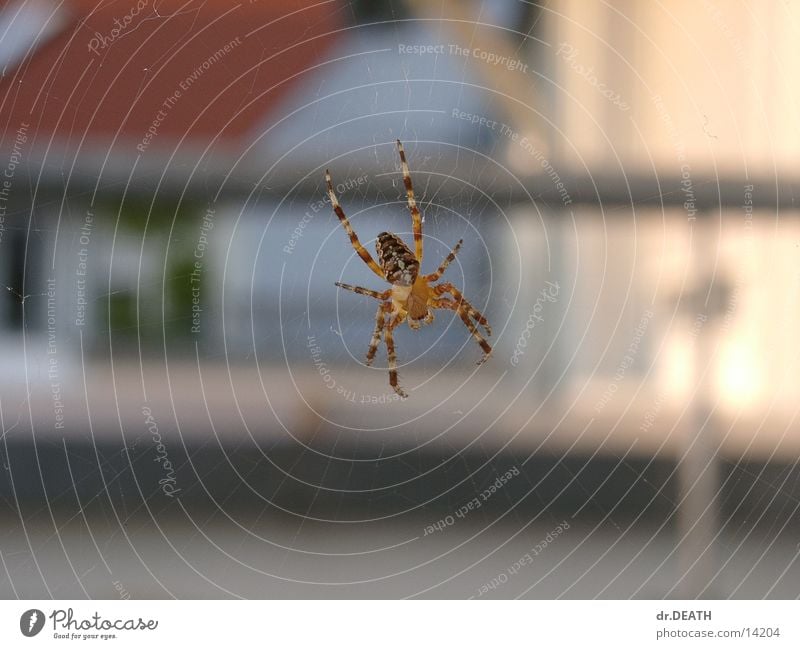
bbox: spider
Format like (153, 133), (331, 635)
(326, 139), (492, 398)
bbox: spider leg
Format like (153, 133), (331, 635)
(335, 282), (391, 300)
(384, 313), (408, 398)
(457, 306), (492, 364)
(432, 298), (492, 364)
(365, 302), (390, 366)
(434, 282), (492, 336)
(396, 140), (423, 263)
(326, 170), (385, 279)
(424, 239), (463, 282)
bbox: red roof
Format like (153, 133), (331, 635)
(0, 0), (342, 155)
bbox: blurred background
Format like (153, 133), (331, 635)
(0, 0), (798, 598)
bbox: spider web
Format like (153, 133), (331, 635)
(1, 0), (799, 601)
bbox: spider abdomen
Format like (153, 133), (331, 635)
(376, 231), (419, 286)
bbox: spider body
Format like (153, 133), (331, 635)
(376, 231), (419, 286)
(328, 140), (491, 398)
